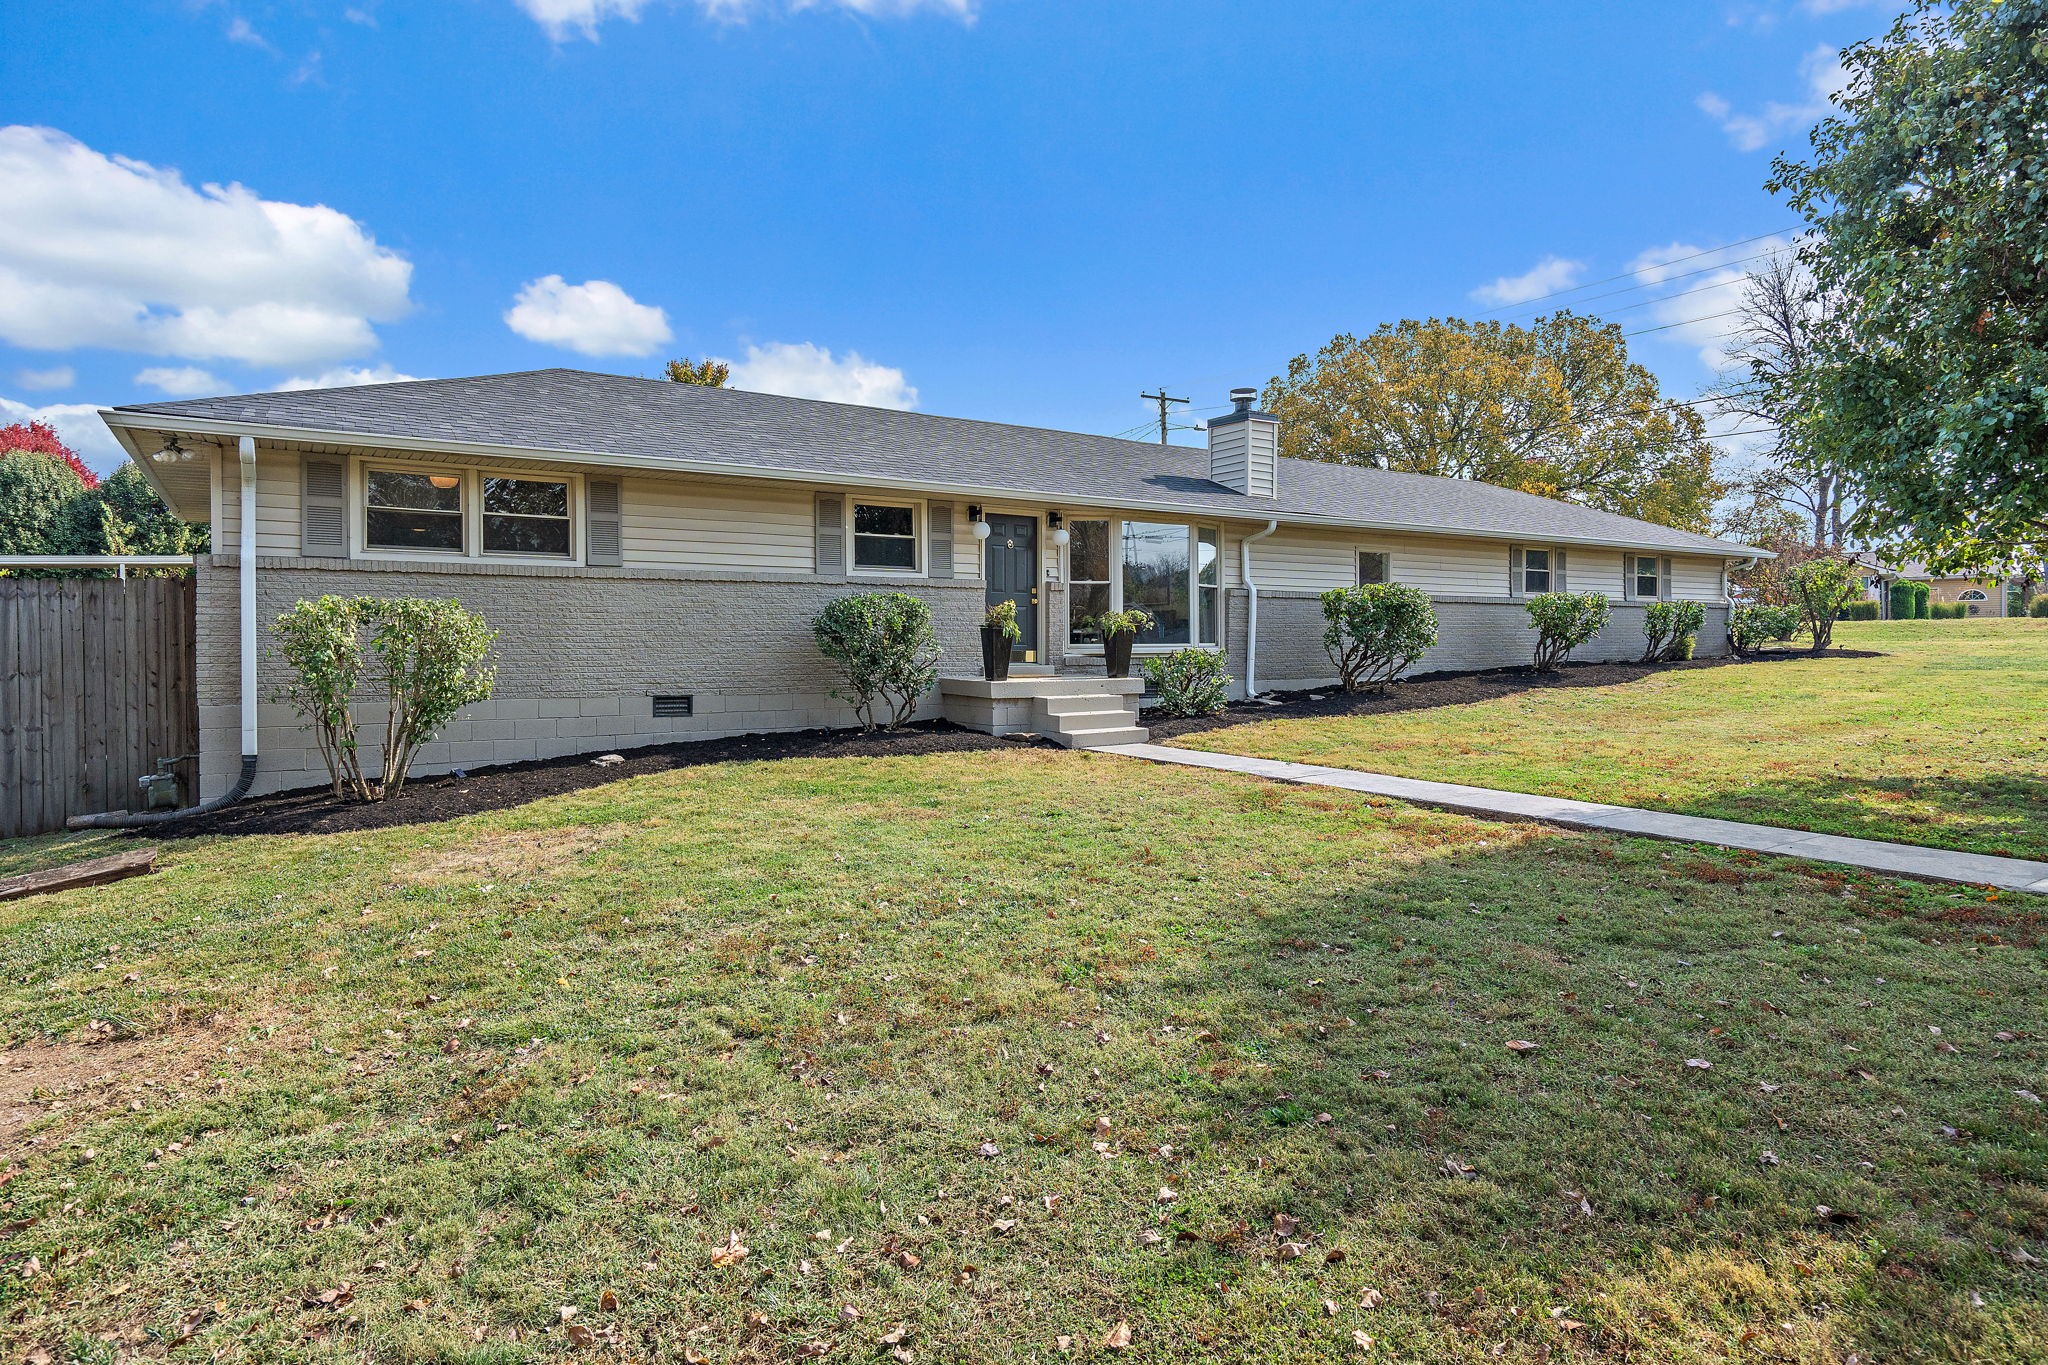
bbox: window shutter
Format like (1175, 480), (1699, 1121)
(815, 493), (846, 577)
(301, 456), (348, 558)
(1509, 545), (1524, 595)
(1660, 556), (1673, 600)
(927, 501), (954, 580)
(585, 478), (623, 567)
(1554, 547), (1568, 592)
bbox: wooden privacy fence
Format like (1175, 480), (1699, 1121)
(0, 577), (198, 838)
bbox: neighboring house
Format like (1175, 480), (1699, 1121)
(1853, 553), (2013, 617)
(106, 370), (1765, 798)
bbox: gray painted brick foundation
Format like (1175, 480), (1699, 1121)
(196, 556), (984, 798)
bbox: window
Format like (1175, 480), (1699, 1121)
(1068, 519), (1111, 645)
(852, 502), (918, 571)
(1958, 588), (1988, 602)
(366, 469), (464, 552)
(483, 476), (571, 556)
(1631, 554), (1664, 600)
(1519, 546), (1553, 595)
(1357, 550), (1390, 586)
(1123, 520), (1192, 644)
(1066, 519), (1220, 649)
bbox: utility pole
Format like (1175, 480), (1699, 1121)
(1139, 388), (1189, 445)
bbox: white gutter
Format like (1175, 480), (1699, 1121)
(1240, 519), (1279, 696)
(98, 410), (1776, 562)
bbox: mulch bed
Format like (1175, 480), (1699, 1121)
(155, 721), (1051, 840)
(1142, 647), (1881, 741)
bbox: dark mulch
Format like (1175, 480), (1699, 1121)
(1142, 646), (1883, 741)
(156, 721), (1051, 840)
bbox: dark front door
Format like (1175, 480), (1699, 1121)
(984, 513), (1040, 662)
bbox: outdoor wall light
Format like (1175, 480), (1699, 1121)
(428, 473), (461, 490)
(968, 504), (991, 540)
(1049, 511), (1071, 549)
(150, 435), (194, 463)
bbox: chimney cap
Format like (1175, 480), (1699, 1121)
(1229, 387), (1257, 411)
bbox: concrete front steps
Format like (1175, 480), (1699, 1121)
(936, 676), (1148, 749)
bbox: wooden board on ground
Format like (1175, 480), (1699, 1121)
(0, 846), (158, 902)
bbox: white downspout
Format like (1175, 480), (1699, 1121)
(238, 435), (259, 760)
(1240, 519), (1278, 697)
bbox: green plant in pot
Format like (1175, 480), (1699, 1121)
(981, 599), (1021, 680)
(1092, 608), (1154, 678)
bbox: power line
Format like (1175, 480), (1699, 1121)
(1491, 245), (1795, 321)
(1139, 388), (1190, 445)
(1622, 307), (1748, 338)
(1474, 227), (1804, 316)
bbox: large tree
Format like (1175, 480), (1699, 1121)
(1263, 313), (1724, 531)
(1767, 0), (2048, 570)
(663, 356), (730, 386)
(0, 424), (206, 569)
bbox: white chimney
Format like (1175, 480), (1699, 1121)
(1206, 387), (1278, 496)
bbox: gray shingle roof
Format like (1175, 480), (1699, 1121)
(112, 367), (1759, 556)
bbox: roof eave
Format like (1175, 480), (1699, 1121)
(103, 410), (1766, 561)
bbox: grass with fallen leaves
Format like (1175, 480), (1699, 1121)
(1173, 617), (2048, 860)
(2, 747), (2046, 1363)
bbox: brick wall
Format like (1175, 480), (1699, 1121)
(197, 556), (984, 797)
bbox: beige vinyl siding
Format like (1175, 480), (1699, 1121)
(212, 445), (304, 556)
(620, 476), (814, 572)
(1671, 556), (1727, 601)
(1251, 528), (1517, 596)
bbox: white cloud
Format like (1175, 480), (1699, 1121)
(724, 341), (916, 409)
(15, 365), (74, 391)
(504, 275), (672, 357)
(1470, 255), (1585, 307)
(519, 0), (976, 40)
(1697, 44), (1845, 152)
(225, 16), (273, 50)
(135, 365), (225, 396)
(275, 363), (425, 391)
(0, 395), (125, 472)
(0, 125), (413, 367)
(1627, 235), (1797, 370)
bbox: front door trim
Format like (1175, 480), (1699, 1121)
(979, 507), (1043, 664)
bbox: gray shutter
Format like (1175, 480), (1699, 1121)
(1660, 556), (1673, 600)
(1509, 545), (1524, 596)
(927, 501), (954, 580)
(815, 493), (846, 577)
(585, 478), (622, 567)
(301, 456), (348, 557)
(1554, 546), (1568, 592)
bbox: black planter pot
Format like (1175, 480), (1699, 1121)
(1104, 631), (1134, 679)
(981, 626), (1013, 681)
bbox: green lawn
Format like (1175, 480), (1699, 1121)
(1173, 618), (2048, 860)
(4, 748), (2047, 1363)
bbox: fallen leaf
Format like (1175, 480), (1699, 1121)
(1278, 1241), (1308, 1260)
(1359, 1289), (1383, 1309)
(1505, 1040), (1539, 1053)
(1273, 1213), (1299, 1237)
(1157, 1186), (1178, 1203)
(1684, 1058), (1712, 1070)
(710, 1230), (749, 1267)
(838, 1305), (862, 1325)
(1104, 1321), (1133, 1351)
(565, 1323), (596, 1347)
(599, 1290), (618, 1312)
(880, 1325), (911, 1345)
(992, 1219), (1017, 1234)
(1351, 1329), (1374, 1352)
(1322, 1299), (1340, 1317)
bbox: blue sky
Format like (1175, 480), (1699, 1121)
(2, 0), (1898, 472)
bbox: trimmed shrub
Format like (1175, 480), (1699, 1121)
(1930, 601), (1969, 619)
(1730, 604), (1802, 656)
(272, 595), (497, 802)
(1526, 591), (1610, 671)
(1841, 599), (1880, 621)
(1641, 600), (1707, 662)
(2031, 595), (2048, 618)
(1911, 581), (1931, 619)
(812, 591), (940, 731)
(1319, 583), (1438, 692)
(1888, 581), (1915, 619)
(1789, 557), (1861, 650)
(1143, 648), (1232, 717)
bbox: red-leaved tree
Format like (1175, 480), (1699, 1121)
(0, 421), (97, 489)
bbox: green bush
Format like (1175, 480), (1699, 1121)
(272, 595), (497, 802)
(1930, 601), (1972, 619)
(1525, 591), (1610, 671)
(982, 598), (1021, 642)
(1888, 581), (1915, 619)
(1790, 557), (1861, 650)
(1911, 581), (1931, 619)
(0, 450), (89, 559)
(1730, 604), (1802, 655)
(2031, 595), (2048, 618)
(1841, 599), (1880, 621)
(1142, 648), (1232, 717)
(1319, 583), (1438, 692)
(812, 592), (940, 731)
(1640, 600), (1707, 662)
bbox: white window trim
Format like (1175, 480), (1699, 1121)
(1625, 552), (1667, 602)
(846, 496), (927, 579)
(1064, 517), (1224, 655)
(1355, 546), (1394, 587)
(1511, 543), (1559, 597)
(1958, 588), (1988, 602)
(350, 457), (584, 565)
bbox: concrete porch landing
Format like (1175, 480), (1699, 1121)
(938, 676), (1147, 749)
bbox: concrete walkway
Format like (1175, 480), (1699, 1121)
(1100, 742), (2048, 894)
